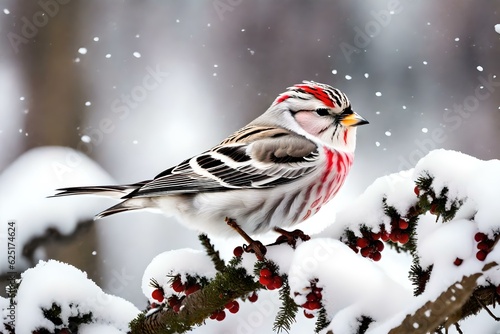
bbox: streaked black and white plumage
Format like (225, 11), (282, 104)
(53, 81), (368, 236)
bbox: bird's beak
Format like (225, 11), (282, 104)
(340, 112), (369, 127)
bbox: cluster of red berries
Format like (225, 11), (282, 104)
(386, 218), (411, 245)
(208, 292), (258, 322)
(349, 231), (385, 262)
(474, 232), (495, 261)
(150, 275), (202, 311)
(453, 232), (496, 266)
(295, 280), (323, 319)
(209, 300), (241, 321)
(258, 267), (283, 290)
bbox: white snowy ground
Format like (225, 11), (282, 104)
(2, 147), (500, 332)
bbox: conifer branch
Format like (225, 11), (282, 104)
(273, 275), (298, 333)
(314, 307), (330, 333)
(198, 234), (226, 272)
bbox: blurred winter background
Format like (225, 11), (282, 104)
(0, 0), (499, 332)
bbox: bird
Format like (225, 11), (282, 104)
(53, 81), (368, 241)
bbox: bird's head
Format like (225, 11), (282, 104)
(263, 81), (369, 152)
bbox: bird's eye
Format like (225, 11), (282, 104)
(315, 108), (330, 116)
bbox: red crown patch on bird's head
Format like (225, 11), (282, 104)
(273, 81), (351, 112)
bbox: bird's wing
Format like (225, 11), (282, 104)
(125, 126), (320, 198)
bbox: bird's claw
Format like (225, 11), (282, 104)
(226, 217), (267, 260)
(242, 241), (267, 260)
(271, 228), (310, 248)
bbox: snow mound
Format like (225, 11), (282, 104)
(16, 260), (140, 333)
(0, 146), (114, 274)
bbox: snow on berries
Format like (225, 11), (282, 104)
(300, 280), (324, 318)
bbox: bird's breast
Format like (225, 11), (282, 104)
(299, 148), (354, 221)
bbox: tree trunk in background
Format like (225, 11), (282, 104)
(12, 0), (100, 283)
(18, 1), (84, 150)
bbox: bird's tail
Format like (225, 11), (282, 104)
(51, 181), (149, 199)
(50, 181), (153, 219)
(94, 198), (153, 219)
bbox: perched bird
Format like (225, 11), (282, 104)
(54, 81), (368, 239)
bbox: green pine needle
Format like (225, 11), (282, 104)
(198, 234), (226, 272)
(314, 307), (330, 333)
(273, 275), (298, 333)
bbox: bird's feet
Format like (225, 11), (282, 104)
(271, 227), (311, 248)
(226, 218), (267, 260)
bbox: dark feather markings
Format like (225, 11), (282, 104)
(125, 128), (320, 199)
(215, 146), (251, 163)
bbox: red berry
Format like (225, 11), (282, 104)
(398, 219), (409, 230)
(247, 292), (258, 303)
(304, 310), (315, 319)
(414, 186), (420, 196)
(360, 247), (371, 257)
(380, 232), (390, 242)
(233, 246), (244, 257)
(398, 233), (410, 244)
(374, 240), (384, 252)
(371, 251), (382, 261)
(267, 282), (276, 290)
(453, 258), (463, 266)
(389, 230), (400, 243)
(306, 292), (318, 302)
(227, 300), (240, 313)
(185, 284), (200, 296)
(430, 204), (438, 215)
(210, 311), (218, 319)
(216, 310), (226, 321)
(313, 289), (323, 300)
(172, 303), (181, 313)
(349, 244), (359, 253)
(372, 232), (381, 240)
(474, 232), (486, 242)
(172, 277), (185, 293)
(151, 288), (164, 302)
(476, 250), (487, 261)
(308, 301), (321, 310)
(477, 241), (490, 250)
(356, 237), (370, 249)
(259, 275), (273, 286)
(272, 276), (283, 289)
(260, 268), (272, 278)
